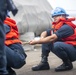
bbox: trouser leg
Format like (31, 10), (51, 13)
(52, 42), (76, 71)
(41, 42), (53, 62)
(53, 42), (76, 62)
(0, 18), (8, 74)
(5, 43), (27, 69)
(32, 42), (53, 71)
(0, 1), (8, 74)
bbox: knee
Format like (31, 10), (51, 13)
(12, 60), (26, 69)
(42, 43), (53, 50)
(12, 54), (26, 69)
(54, 42), (61, 49)
(53, 42), (63, 53)
(54, 42), (62, 49)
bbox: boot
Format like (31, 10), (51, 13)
(55, 60), (73, 72)
(0, 67), (16, 75)
(7, 67), (16, 75)
(0, 74), (9, 75)
(32, 56), (50, 71)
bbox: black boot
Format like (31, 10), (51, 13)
(0, 74), (9, 75)
(32, 56), (50, 71)
(55, 60), (73, 72)
(7, 67), (16, 75)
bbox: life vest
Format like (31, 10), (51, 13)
(52, 17), (76, 46)
(4, 17), (22, 46)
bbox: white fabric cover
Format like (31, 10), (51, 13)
(11, 0), (53, 36)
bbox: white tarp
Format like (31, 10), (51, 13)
(11, 0), (53, 36)
(10, 0), (53, 50)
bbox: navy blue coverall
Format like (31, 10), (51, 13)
(42, 24), (76, 62)
(0, 0), (18, 74)
(4, 22), (27, 69)
(0, 0), (8, 74)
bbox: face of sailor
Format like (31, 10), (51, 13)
(52, 15), (62, 22)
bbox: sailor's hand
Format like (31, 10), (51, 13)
(29, 39), (38, 45)
(29, 37), (40, 45)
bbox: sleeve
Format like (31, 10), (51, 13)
(55, 24), (74, 39)
(4, 24), (10, 34)
(46, 29), (51, 36)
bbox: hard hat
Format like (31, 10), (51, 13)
(51, 7), (69, 17)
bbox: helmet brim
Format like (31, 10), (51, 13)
(52, 14), (69, 18)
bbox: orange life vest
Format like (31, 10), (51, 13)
(4, 17), (22, 46)
(52, 17), (76, 46)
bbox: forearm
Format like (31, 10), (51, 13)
(29, 33), (57, 45)
(38, 34), (57, 44)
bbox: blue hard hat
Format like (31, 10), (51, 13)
(51, 7), (69, 17)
